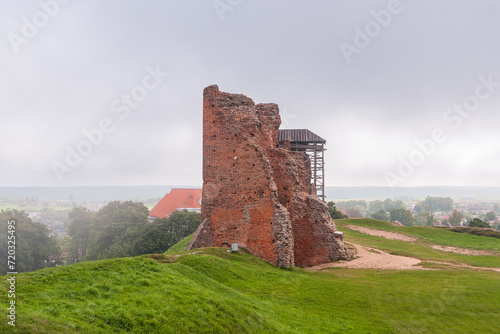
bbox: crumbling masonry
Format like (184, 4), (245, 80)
(187, 85), (350, 267)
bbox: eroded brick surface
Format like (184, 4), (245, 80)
(187, 85), (349, 267)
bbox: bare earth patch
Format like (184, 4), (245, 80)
(428, 244), (496, 256)
(310, 244), (424, 270)
(345, 225), (498, 256)
(345, 225), (417, 242)
(308, 244), (500, 272)
(423, 260), (500, 272)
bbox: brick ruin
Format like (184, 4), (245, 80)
(187, 85), (350, 267)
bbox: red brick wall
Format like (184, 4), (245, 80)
(188, 85), (294, 267)
(187, 85), (349, 267)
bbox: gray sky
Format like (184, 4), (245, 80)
(1, 0), (499, 187)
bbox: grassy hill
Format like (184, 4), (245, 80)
(1, 219), (499, 333)
(336, 219), (500, 268)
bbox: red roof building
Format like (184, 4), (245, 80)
(392, 220), (404, 227)
(149, 188), (202, 219)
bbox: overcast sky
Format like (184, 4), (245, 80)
(1, 0), (499, 188)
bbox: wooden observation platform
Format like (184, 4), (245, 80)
(278, 129), (326, 201)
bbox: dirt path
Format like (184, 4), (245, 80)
(310, 244), (424, 270)
(428, 244), (496, 256)
(345, 225), (417, 242)
(308, 244), (500, 272)
(345, 225), (498, 256)
(423, 260), (500, 272)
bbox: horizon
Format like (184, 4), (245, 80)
(2, 185), (500, 189)
(2, 185), (500, 204)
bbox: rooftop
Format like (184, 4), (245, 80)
(149, 188), (202, 218)
(278, 129), (326, 144)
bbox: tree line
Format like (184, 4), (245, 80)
(0, 201), (200, 273)
(63, 201), (200, 264)
(0, 209), (62, 274)
(327, 196), (499, 228)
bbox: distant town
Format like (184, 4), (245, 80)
(1, 186), (499, 242)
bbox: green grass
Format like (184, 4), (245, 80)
(165, 232), (194, 254)
(336, 219), (500, 268)
(337, 219), (500, 251)
(1, 249), (499, 333)
(1, 220), (499, 333)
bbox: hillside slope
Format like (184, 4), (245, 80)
(1, 219), (499, 333)
(336, 219), (500, 268)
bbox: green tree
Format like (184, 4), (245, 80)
(422, 196), (453, 211)
(371, 210), (388, 221)
(127, 210), (201, 255)
(336, 200), (367, 210)
(327, 202), (347, 219)
(389, 208), (415, 226)
(40, 207), (71, 223)
(336, 200), (367, 217)
(417, 211), (435, 226)
(67, 207), (94, 263)
(0, 210), (61, 273)
(86, 201), (149, 260)
(346, 207), (363, 218)
(485, 211), (497, 222)
(383, 198), (405, 211)
(89, 208), (200, 259)
(68, 201), (201, 261)
(368, 200), (384, 213)
(449, 210), (464, 226)
(468, 218), (490, 228)
(494, 203), (500, 213)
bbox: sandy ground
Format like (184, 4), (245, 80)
(307, 225), (500, 272)
(428, 244), (497, 256)
(345, 225), (417, 242)
(310, 244), (424, 270)
(345, 225), (497, 256)
(308, 244), (500, 272)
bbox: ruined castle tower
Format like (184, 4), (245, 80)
(187, 85), (350, 267)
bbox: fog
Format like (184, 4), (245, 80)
(2, 0), (499, 187)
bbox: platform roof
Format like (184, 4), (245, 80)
(278, 129), (326, 143)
